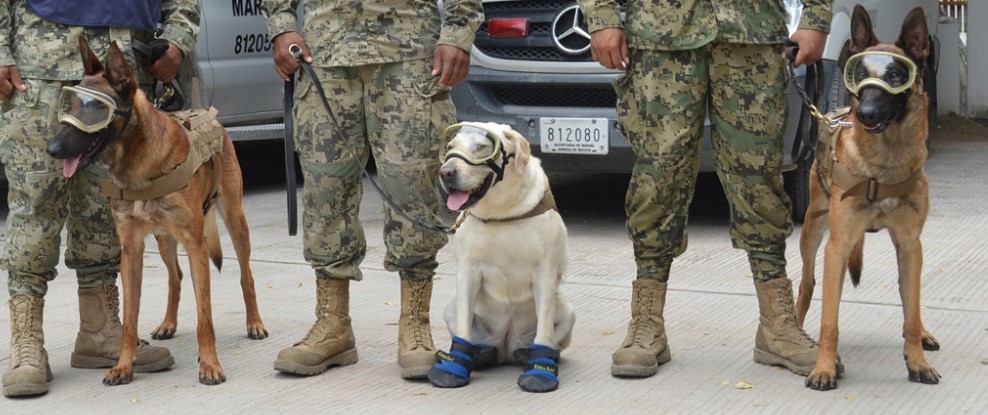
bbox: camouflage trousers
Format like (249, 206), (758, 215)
(616, 43), (794, 283)
(1, 79), (121, 297)
(292, 58), (451, 282)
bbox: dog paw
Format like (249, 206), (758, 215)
(805, 369), (838, 391)
(103, 367), (134, 386)
(150, 324), (177, 340)
(517, 344), (560, 393)
(428, 336), (482, 388)
(199, 363), (227, 385)
(908, 365), (941, 384)
(247, 324), (269, 340)
(922, 334), (941, 351)
(428, 364), (470, 388)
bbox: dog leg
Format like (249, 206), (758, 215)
(104, 232), (146, 386)
(891, 230), (941, 384)
(516, 270), (566, 393)
(796, 184), (829, 326)
(151, 235), (182, 340)
(429, 269), (485, 388)
(185, 235), (226, 385)
(806, 209), (870, 391)
(217, 167), (268, 340)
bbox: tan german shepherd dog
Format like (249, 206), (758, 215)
(795, 5), (941, 390)
(46, 38), (267, 385)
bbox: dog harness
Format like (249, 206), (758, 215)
(814, 106), (925, 209)
(100, 107), (225, 209)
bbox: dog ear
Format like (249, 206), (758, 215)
(502, 127), (531, 175)
(104, 42), (136, 97)
(850, 4), (878, 53)
(896, 7), (930, 64)
(79, 36), (104, 76)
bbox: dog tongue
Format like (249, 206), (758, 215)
(63, 156), (81, 178)
(446, 191), (471, 211)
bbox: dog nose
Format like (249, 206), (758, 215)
(439, 165), (456, 182)
(856, 101), (882, 126)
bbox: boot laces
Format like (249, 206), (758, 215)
(630, 286), (655, 347)
(300, 294), (334, 345)
(10, 298), (42, 364)
(776, 285), (817, 346)
(407, 281), (428, 349)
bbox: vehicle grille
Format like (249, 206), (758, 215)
(489, 85), (617, 108)
(475, 0), (625, 62)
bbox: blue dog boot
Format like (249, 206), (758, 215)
(428, 336), (481, 388)
(517, 344), (560, 393)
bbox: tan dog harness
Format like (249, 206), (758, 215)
(816, 107), (924, 203)
(100, 107), (225, 207)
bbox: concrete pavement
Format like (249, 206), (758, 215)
(1, 119), (987, 414)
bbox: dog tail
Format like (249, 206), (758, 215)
(205, 207), (223, 271)
(848, 237), (863, 287)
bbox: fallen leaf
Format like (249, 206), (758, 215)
(845, 396), (855, 401)
(734, 381), (754, 390)
(384, 301), (394, 306)
(131, 397), (141, 404)
(721, 380), (730, 386)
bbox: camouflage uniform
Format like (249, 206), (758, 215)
(579, 0), (833, 282)
(0, 0), (200, 296)
(262, 0), (483, 282)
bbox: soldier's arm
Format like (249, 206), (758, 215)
(580, 0), (627, 71)
(792, 0), (833, 66)
(433, 0), (483, 87)
(262, 0), (307, 81)
(0, 0), (26, 100)
(150, 0), (201, 82)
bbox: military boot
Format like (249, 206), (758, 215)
(3, 295), (52, 397)
(611, 279), (671, 378)
(71, 284), (174, 372)
(398, 279), (437, 379)
(274, 278), (358, 375)
(753, 277), (824, 376)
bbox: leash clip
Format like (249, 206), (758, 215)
(288, 44), (304, 62)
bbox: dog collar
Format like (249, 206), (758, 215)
(468, 186), (558, 224)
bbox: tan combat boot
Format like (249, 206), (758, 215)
(611, 279), (671, 378)
(753, 277), (820, 375)
(398, 279), (437, 379)
(71, 284), (174, 372)
(274, 278), (358, 375)
(3, 295), (52, 397)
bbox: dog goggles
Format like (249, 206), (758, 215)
(843, 51), (917, 96)
(441, 122), (512, 182)
(58, 86), (129, 133)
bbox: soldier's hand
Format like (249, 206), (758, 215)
(147, 42), (184, 83)
(0, 65), (27, 101)
(432, 45), (470, 88)
(590, 28), (629, 71)
(790, 28), (828, 67)
(272, 32), (311, 81)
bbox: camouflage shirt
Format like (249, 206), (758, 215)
(262, 0), (483, 67)
(0, 0), (199, 81)
(578, 0), (833, 50)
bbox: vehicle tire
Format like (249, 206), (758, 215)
(785, 156), (811, 224)
(826, 42), (853, 113)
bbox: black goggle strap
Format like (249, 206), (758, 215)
(441, 122), (514, 182)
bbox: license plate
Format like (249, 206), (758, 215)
(539, 118), (609, 155)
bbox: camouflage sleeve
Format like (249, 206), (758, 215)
(161, 0), (201, 57)
(262, 0), (301, 39)
(0, 0), (13, 66)
(439, 0), (484, 53)
(799, 0), (833, 33)
(578, 0), (623, 33)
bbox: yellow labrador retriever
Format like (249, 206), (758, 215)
(428, 122), (575, 393)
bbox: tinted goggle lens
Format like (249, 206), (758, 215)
(58, 86), (117, 133)
(441, 124), (502, 165)
(843, 51), (917, 95)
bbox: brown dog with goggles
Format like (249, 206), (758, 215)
(46, 38), (267, 386)
(794, 5), (940, 391)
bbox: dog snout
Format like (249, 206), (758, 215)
(439, 164), (457, 183)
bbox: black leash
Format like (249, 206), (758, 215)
(286, 44), (451, 235)
(783, 38), (827, 164)
(282, 63), (299, 236)
(132, 25), (185, 112)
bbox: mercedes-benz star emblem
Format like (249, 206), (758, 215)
(551, 5), (591, 55)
